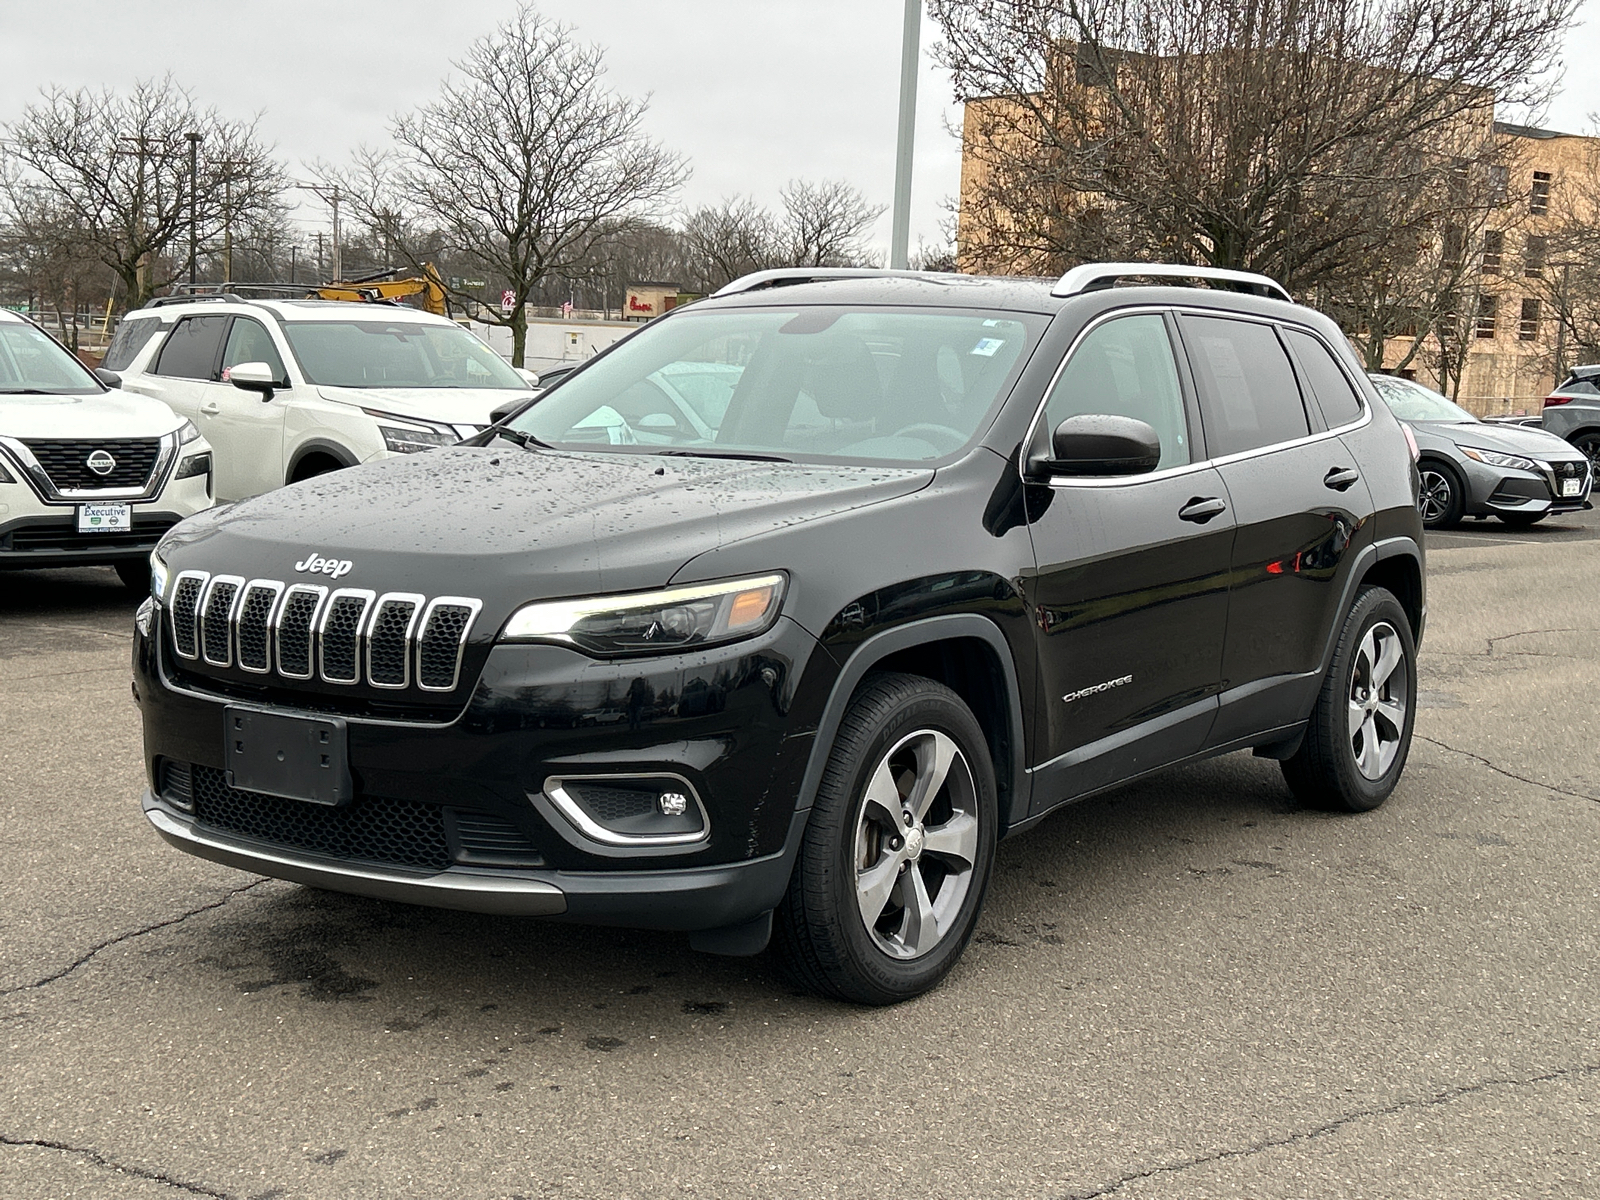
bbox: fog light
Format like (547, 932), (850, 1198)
(658, 791), (689, 816)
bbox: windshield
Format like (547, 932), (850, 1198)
(1368, 375), (1478, 423)
(0, 321), (101, 394)
(507, 306), (1043, 464)
(283, 320), (526, 389)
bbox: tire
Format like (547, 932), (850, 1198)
(114, 558), (150, 592)
(1498, 512), (1545, 529)
(1282, 586), (1416, 813)
(772, 672), (998, 1005)
(1572, 432), (1600, 479)
(1416, 460), (1465, 529)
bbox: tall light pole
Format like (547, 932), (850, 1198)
(889, 0), (921, 270)
(185, 131), (202, 289)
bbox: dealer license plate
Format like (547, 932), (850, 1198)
(224, 707), (352, 806)
(1561, 478), (1582, 497)
(76, 502), (130, 533)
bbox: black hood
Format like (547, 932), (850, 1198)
(160, 446), (932, 616)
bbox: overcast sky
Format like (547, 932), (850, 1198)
(4, 0), (1600, 263)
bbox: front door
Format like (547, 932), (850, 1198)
(208, 316), (291, 500)
(1024, 312), (1233, 809)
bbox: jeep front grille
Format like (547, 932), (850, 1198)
(165, 570), (481, 692)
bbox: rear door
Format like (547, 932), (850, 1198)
(130, 314), (230, 427)
(1023, 311), (1233, 807)
(1177, 314), (1373, 748)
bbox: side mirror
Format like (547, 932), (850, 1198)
(515, 367), (541, 387)
(227, 361), (280, 401)
(1041, 414), (1162, 477)
(93, 367), (122, 389)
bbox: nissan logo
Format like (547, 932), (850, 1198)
(86, 450), (116, 476)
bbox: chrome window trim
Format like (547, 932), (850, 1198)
(416, 596), (483, 693)
(364, 592), (426, 690)
(272, 583), (328, 680)
(199, 574), (245, 667)
(233, 580), (284, 674)
(317, 588), (376, 685)
(1020, 306), (1375, 489)
(0, 431), (179, 505)
(542, 773), (711, 848)
(168, 569), (210, 659)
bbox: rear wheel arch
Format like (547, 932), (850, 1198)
(1357, 553), (1423, 641)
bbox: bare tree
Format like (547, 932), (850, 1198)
(678, 181), (884, 291)
(2, 77), (286, 310)
(935, 0), (1575, 292)
(779, 180), (884, 267)
(333, 5), (687, 365)
(679, 195), (781, 291)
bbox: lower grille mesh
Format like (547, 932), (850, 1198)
(190, 765), (449, 871)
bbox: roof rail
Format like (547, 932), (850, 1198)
(1052, 262), (1292, 304)
(145, 293), (250, 308)
(713, 267), (935, 297)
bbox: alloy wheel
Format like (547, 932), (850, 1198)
(1348, 621), (1408, 781)
(852, 729), (980, 960)
(1417, 470), (1452, 524)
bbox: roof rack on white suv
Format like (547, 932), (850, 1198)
(713, 267), (937, 297)
(1052, 262), (1292, 303)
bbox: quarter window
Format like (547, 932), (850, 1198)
(1042, 314), (1191, 469)
(221, 317), (288, 383)
(1180, 316), (1309, 456)
(1285, 330), (1364, 428)
(153, 315), (230, 380)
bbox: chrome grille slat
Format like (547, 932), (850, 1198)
(168, 570), (209, 660)
(318, 589), (375, 685)
(417, 597), (484, 692)
(234, 581), (283, 673)
(274, 585), (327, 679)
(366, 593), (425, 689)
(200, 576), (244, 667)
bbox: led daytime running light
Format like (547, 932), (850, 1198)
(503, 573), (786, 656)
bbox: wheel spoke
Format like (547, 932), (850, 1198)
(862, 760), (907, 830)
(904, 731), (959, 823)
(921, 811), (978, 870)
(898, 865), (940, 956)
(1348, 697), (1367, 731)
(855, 853), (901, 927)
(1370, 631), (1404, 689)
(1374, 698), (1406, 735)
(1358, 713), (1383, 777)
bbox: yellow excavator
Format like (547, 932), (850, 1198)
(309, 262), (449, 316)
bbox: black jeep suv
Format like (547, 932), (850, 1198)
(134, 263), (1425, 1004)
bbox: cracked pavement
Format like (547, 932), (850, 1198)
(3, 510), (1598, 1199)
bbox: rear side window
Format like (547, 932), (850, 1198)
(1181, 316), (1309, 456)
(1043, 314), (1191, 469)
(221, 317), (288, 383)
(1558, 376), (1600, 395)
(1285, 329), (1363, 427)
(102, 317), (160, 371)
(154, 315), (229, 380)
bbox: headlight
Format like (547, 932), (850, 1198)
(175, 452), (211, 480)
(377, 424), (457, 454)
(150, 548), (170, 601)
(503, 573), (787, 656)
(1461, 447), (1537, 472)
(177, 420), (201, 445)
(135, 595), (155, 638)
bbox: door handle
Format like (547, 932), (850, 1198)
(1178, 496), (1228, 523)
(1324, 466), (1360, 491)
(199, 401), (221, 416)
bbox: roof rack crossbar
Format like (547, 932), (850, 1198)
(1052, 262), (1292, 304)
(713, 267), (935, 298)
(146, 293), (250, 307)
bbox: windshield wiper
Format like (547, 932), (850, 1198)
(493, 427), (554, 450)
(0, 388), (58, 395)
(657, 449), (793, 463)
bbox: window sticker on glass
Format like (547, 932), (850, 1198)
(971, 337), (1005, 357)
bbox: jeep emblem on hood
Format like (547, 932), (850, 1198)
(294, 552), (354, 579)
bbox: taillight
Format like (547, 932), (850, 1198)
(1400, 422), (1420, 462)
(1544, 395), (1573, 406)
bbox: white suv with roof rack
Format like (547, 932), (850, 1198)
(104, 295), (539, 501)
(0, 308), (214, 587)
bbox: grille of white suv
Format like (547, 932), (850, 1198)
(167, 570), (481, 692)
(21, 437), (162, 490)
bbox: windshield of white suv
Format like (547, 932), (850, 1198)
(282, 320), (526, 389)
(0, 321), (102, 394)
(1368, 375), (1478, 423)
(506, 306), (1043, 464)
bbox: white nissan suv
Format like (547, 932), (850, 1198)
(106, 296), (538, 502)
(0, 309), (214, 588)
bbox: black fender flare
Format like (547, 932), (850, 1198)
(794, 613), (1031, 827)
(1316, 535), (1425, 677)
(286, 439), (359, 484)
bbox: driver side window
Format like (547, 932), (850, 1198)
(1044, 315), (1191, 470)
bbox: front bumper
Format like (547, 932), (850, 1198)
(1461, 456), (1593, 517)
(0, 467), (213, 568)
(142, 791), (803, 928)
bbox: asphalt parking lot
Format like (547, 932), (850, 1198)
(3, 509), (1597, 1200)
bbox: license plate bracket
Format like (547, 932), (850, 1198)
(1561, 478), (1581, 497)
(224, 707), (352, 807)
(77, 502), (131, 533)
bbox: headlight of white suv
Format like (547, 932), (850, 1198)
(177, 420), (201, 445)
(502, 574), (787, 657)
(1461, 447), (1537, 472)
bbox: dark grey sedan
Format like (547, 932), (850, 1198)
(1368, 374), (1593, 529)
